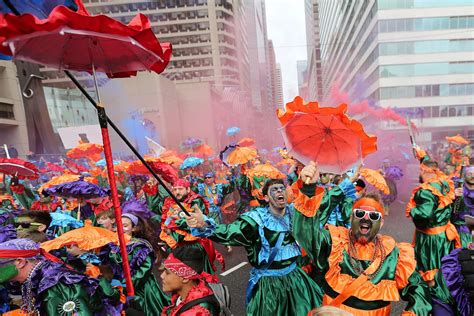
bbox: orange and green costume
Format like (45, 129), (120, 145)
(294, 182), (432, 315)
(406, 177), (460, 308)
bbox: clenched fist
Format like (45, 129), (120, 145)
(300, 161), (320, 185)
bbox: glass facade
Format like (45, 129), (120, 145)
(379, 16), (474, 33)
(395, 104), (473, 118)
(380, 83), (474, 99)
(378, 0), (474, 10)
(379, 39), (474, 55)
(380, 61), (474, 77)
(43, 87), (98, 132)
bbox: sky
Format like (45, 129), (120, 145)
(265, 0), (307, 104)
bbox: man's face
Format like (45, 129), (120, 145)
(351, 208), (383, 244)
(204, 176), (214, 186)
(97, 215), (115, 231)
(15, 216), (45, 235)
(265, 184), (287, 210)
(172, 186), (190, 201)
(465, 169), (474, 185)
(160, 268), (185, 293)
(320, 173), (329, 184)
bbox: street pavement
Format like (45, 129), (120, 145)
(216, 177), (419, 315)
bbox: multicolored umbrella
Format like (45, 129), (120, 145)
(0, 158), (39, 180)
(226, 146), (258, 166)
(226, 126), (241, 136)
(95, 159), (120, 167)
(384, 166), (403, 181)
(180, 138), (203, 150)
(194, 144), (214, 157)
(67, 143), (103, 162)
(247, 162), (285, 179)
(44, 177), (110, 200)
(446, 134), (470, 145)
(126, 159), (178, 184)
(42, 224), (130, 252)
(237, 137), (256, 147)
(359, 168), (390, 195)
(38, 174), (98, 193)
(180, 157), (204, 170)
(277, 96), (377, 174)
(49, 211), (84, 229)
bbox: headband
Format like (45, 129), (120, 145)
(164, 253), (200, 280)
(173, 179), (190, 188)
(0, 249), (67, 266)
(353, 198), (384, 217)
(122, 213), (139, 226)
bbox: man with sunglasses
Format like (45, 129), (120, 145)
(195, 172), (235, 224)
(14, 211), (51, 243)
(293, 162), (431, 315)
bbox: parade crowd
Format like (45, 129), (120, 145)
(0, 131), (472, 316)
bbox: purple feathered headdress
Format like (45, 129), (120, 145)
(121, 198), (154, 220)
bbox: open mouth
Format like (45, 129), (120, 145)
(360, 221), (372, 234)
(276, 195), (285, 203)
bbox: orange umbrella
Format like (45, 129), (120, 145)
(67, 143), (103, 162)
(247, 162), (285, 179)
(277, 96), (377, 174)
(194, 144), (214, 157)
(227, 146), (258, 165)
(38, 174), (98, 193)
(238, 137), (256, 147)
(446, 134), (469, 145)
(158, 152), (183, 168)
(359, 167), (389, 195)
(41, 224), (131, 252)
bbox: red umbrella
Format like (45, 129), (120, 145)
(0, 6), (172, 77)
(45, 162), (64, 173)
(127, 159), (178, 184)
(0, 158), (39, 180)
(277, 96), (377, 174)
(0, 6), (173, 297)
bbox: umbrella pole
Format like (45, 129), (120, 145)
(63, 70), (190, 216)
(92, 67), (135, 297)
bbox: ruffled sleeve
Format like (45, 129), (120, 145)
(292, 182), (332, 270)
(397, 243), (432, 316)
(191, 215), (259, 247)
(407, 189), (437, 225)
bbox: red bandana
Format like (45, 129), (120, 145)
(173, 179), (190, 188)
(164, 253), (200, 280)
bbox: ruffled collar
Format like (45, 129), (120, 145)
(27, 261), (98, 308)
(243, 207), (293, 232)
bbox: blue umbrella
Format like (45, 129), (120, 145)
(95, 159), (120, 167)
(180, 157), (204, 170)
(50, 211), (84, 229)
(226, 127), (241, 136)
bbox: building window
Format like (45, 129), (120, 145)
(378, 0), (473, 9)
(380, 83), (474, 99)
(379, 16), (474, 33)
(0, 102), (14, 120)
(379, 62), (474, 77)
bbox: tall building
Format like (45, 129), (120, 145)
(296, 60), (308, 99)
(79, 0), (245, 91)
(304, 0), (323, 101)
(312, 0), (474, 143)
(0, 61), (29, 156)
(244, 0), (271, 110)
(274, 63), (284, 108)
